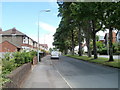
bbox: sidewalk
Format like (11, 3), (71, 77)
(83, 55), (119, 59)
(21, 55), (70, 88)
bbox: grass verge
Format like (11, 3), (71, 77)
(65, 55), (120, 69)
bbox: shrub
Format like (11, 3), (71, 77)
(1, 51), (37, 86)
(1, 57), (16, 86)
(12, 52), (24, 66)
(29, 51), (37, 62)
(12, 50), (37, 66)
(2, 56), (17, 73)
(99, 48), (108, 55)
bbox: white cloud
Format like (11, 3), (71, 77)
(44, 33), (54, 48)
(31, 21), (56, 49)
(39, 21), (57, 33)
(29, 33), (54, 49)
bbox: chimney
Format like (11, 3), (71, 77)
(0, 28), (2, 34)
(12, 27), (16, 34)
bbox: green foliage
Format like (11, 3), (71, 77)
(113, 42), (120, 53)
(2, 58), (17, 74)
(3, 53), (11, 61)
(1, 50), (37, 86)
(0, 73), (11, 87)
(1, 57), (15, 86)
(98, 48), (108, 55)
(12, 51), (37, 66)
(56, 2), (120, 60)
(96, 41), (105, 51)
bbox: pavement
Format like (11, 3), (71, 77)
(83, 55), (119, 60)
(21, 55), (70, 88)
(97, 55), (119, 60)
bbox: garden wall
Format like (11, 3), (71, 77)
(4, 63), (31, 88)
(33, 56), (38, 65)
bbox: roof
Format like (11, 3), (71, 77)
(0, 41), (21, 48)
(2, 28), (26, 36)
(40, 44), (48, 48)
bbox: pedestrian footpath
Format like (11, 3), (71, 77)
(21, 55), (70, 88)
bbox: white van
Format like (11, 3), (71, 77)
(51, 51), (59, 59)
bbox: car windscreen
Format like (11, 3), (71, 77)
(51, 51), (59, 55)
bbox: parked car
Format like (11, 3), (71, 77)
(51, 51), (59, 59)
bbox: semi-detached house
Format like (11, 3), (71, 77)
(0, 28), (39, 52)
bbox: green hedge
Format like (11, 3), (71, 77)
(1, 50), (37, 86)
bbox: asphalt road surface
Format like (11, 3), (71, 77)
(50, 55), (119, 88)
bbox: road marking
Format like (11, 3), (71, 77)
(56, 70), (73, 89)
(49, 57), (73, 89)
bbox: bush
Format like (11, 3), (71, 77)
(113, 42), (120, 54)
(99, 48), (108, 55)
(29, 51), (37, 62)
(12, 51), (37, 66)
(1, 57), (16, 86)
(12, 52), (24, 66)
(1, 51), (37, 87)
(113, 51), (120, 55)
(2, 58), (17, 73)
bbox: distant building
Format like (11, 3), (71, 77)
(104, 32), (116, 45)
(98, 36), (104, 43)
(0, 28), (38, 52)
(40, 44), (48, 51)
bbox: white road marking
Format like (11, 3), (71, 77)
(56, 70), (73, 89)
(49, 57), (73, 89)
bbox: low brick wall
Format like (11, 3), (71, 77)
(4, 63), (31, 88)
(33, 56), (38, 65)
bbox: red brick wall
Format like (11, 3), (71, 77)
(33, 56), (38, 65)
(0, 41), (18, 52)
(112, 32), (116, 43)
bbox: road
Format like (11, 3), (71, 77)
(51, 55), (119, 88)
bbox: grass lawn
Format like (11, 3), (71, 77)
(65, 55), (120, 68)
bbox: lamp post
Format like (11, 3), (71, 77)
(37, 9), (50, 62)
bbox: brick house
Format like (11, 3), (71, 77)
(0, 28), (38, 52)
(0, 41), (21, 52)
(40, 44), (48, 51)
(104, 32), (116, 45)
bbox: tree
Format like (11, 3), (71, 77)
(102, 2), (120, 61)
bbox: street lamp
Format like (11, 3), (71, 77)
(37, 9), (51, 62)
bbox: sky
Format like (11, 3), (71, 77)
(1, 1), (117, 49)
(1, 1), (61, 49)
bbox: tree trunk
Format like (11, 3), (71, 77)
(92, 20), (98, 59)
(86, 37), (91, 57)
(93, 33), (97, 59)
(71, 30), (74, 55)
(78, 26), (82, 56)
(65, 46), (68, 55)
(86, 21), (92, 57)
(109, 26), (114, 61)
